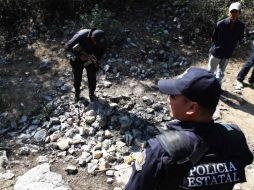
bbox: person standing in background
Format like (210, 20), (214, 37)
(208, 2), (244, 84)
(236, 38), (254, 89)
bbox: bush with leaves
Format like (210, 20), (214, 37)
(80, 5), (126, 45)
(167, 0), (253, 44)
(1, 0), (253, 41)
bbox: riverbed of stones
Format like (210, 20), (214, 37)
(0, 73), (174, 190)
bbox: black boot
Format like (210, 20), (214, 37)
(89, 93), (98, 102)
(75, 89), (80, 103)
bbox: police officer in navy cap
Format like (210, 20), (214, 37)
(65, 28), (107, 102)
(125, 67), (253, 190)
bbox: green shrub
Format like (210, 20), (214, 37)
(80, 5), (126, 45)
(1, 0), (253, 39)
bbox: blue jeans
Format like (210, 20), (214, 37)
(208, 54), (229, 84)
(237, 41), (254, 83)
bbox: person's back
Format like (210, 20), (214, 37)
(154, 121), (252, 190)
(124, 67), (253, 190)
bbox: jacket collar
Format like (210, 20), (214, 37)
(166, 119), (215, 132)
(225, 17), (239, 24)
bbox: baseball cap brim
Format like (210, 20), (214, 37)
(158, 79), (182, 95)
(157, 67), (221, 109)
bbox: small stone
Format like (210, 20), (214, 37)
(88, 128), (96, 136)
(85, 110), (96, 116)
(19, 147), (30, 156)
(107, 177), (114, 184)
(78, 157), (87, 167)
(50, 131), (62, 142)
(87, 163), (97, 175)
(105, 130), (113, 138)
(86, 155), (93, 163)
(106, 170), (115, 177)
(57, 139), (70, 150)
(66, 118), (74, 125)
(145, 108), (154, 114)
(57, 151), (67, 158)
(45, 136), (50, 143)
(34, 129), (47, 142)
(93, 151), (103, 159)
(114, 187), (122, 190)
(0, 171), (15, 180)
(0, 150), (8, 168)
(142, 96), (153, 105)
(65, 165), (78, 175)
(36, 155), (49, 163)
(93, 143), (102, 151)
(233, 184), (241, 190)
(98, 161), (110, 170)
(85, 116), (96, 124)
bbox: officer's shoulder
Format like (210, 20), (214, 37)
(216, 17), (227, 26)
(78, 29), (90, 35)
(147, 138), (165, 153)
(218, 123), (241, 132)
(216, 123), (245, 139)
(148, 138), (163, 148)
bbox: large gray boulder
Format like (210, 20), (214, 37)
(14, 163), (71, 190)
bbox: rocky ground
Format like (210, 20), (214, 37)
(0, 3), (254, 190)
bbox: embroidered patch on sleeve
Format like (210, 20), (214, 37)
(135, 149), (147, 171)
(222, 124), (234, 131)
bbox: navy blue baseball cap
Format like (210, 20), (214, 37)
(158, 67), (221, 109)
(91, 29), (106, 48)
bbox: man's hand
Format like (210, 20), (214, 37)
(88, 55), (97, 63)
(80, 54), (97, 63)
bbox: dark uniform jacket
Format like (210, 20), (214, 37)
(65, 29), (106, 63)
(209, 18), (245, 59)
(125, 120), (253, 190)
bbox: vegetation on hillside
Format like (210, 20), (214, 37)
(1, 0), (253, 37)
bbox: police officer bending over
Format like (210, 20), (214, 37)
(65, 28), (107, 102)
(125, 67), (253, 190)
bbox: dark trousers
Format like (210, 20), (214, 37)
(237, 42), (254, 83)
(70, 61), (98, 96)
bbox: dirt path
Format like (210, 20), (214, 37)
(198, 59), (254, 143)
